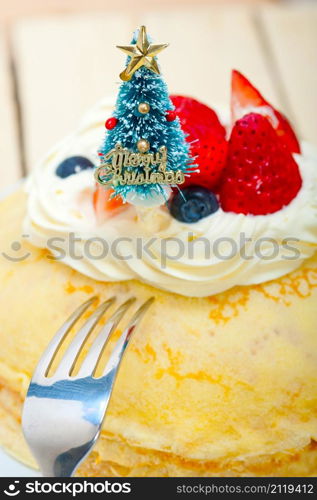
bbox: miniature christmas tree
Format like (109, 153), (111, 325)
(95, 26), (194, 207)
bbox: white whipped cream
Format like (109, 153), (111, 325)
(24, 98), (317, 297)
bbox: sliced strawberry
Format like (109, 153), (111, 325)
(231, 70), (300, 153)
(219, 113), (302, 215)
(93, 184), (125, 220)
(170, 95), (226, 138)
(170, 95), (227, 190)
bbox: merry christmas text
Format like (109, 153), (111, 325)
(95, 143), (185, 186)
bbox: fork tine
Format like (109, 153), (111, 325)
(87, 297), (154, 417)
(56, 297), (116, 377)
(99, 297), (154, 383)
(77, 297), (136, 377)
(32, 296), (97, 381)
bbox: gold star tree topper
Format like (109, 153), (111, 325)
(117, 26), (168, 81)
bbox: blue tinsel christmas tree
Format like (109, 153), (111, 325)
(98, 27), (194, 206)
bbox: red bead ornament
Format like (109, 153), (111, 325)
(165, 110), (177, 122)
(105, 117), (118, 130)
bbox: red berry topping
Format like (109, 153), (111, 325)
(170, 95), (227, 190)
(166, 110), (177, 122)
(105, 117), (118, 130)
(219, 113), (302, 215)
(184, 127), (228, 190)
(231, 70), (300, 153)
(171, 95), (226, 137)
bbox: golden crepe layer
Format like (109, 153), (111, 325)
(0, 190), (316, 476)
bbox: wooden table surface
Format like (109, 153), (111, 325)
(0, 2), (316, 189)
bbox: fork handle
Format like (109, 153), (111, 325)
(39, 440), (96, 477)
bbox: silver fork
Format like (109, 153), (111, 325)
(22, 295), (154, 477)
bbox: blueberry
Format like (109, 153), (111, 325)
(55, 156), (95, 178)
(170, 186), (219, 223)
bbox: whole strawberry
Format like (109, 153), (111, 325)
(184, 127), (228, 190)
(231, 70), (300, 154)
(170, 95), (226, 137)
(219, 113), (302, 215)
(170, 95), (227, 190)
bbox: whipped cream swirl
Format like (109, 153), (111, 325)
(24, 98), (317, 297)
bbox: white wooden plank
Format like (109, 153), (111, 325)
(142, 5), (281, 111)
(0, 0), (278, 22)
(259, 4), (317, 144)
(0, 27), (21, 189)
(12, 13), (134, 170)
